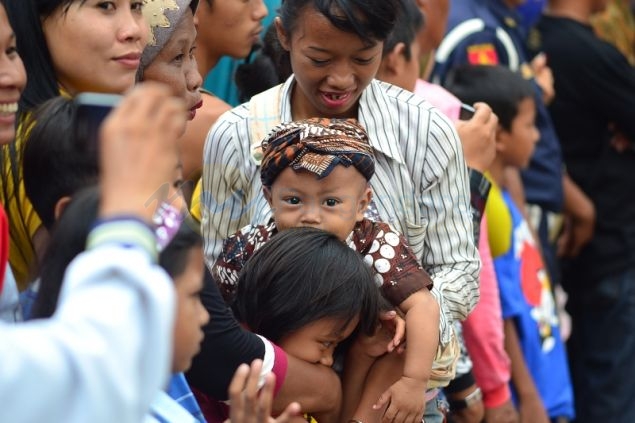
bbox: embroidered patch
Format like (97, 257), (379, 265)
(467, 43), (499, 65)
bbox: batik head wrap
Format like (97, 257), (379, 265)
(260, 118), (375, 188)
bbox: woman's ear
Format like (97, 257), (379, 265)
(53, 196), (72, 222)
(274, 17), (290, 51)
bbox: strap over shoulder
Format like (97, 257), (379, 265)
(248, 84), (284, 165)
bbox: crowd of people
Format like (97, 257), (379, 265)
(0, 0), (634, 422)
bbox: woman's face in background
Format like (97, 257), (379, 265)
(42, 0), (149, 95)
(0, 3), (26, 144)
(142, 10), (202, 123)
(195, 0), (268, 60)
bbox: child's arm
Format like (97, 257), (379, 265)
(340, 335), (384, 422)
(341, 311), (407, 423)
(373, 290), (440, 423)
(503, 319), (549, 423)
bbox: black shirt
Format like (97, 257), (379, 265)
(536, 15), (635, 283)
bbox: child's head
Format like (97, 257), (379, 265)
(23, 95), (185, 234)
(444, 64), (540, 168)
(260, 118), (374, 241)
(159, 219), (210, 373)
(31, 186), (208, 373)
(233, 227), (380, 366)
(377, 0), (423, 92)
(23, 96), (99, 231)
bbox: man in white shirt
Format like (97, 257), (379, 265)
(0, 84), (185, 423)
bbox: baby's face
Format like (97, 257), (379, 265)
(265, 165), (372, 241)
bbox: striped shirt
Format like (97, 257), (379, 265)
(201, 77), (480, 344)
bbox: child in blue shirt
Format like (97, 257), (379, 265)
(445, 64), (574, 422)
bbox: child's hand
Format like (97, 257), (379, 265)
(227, 359), (301, 423)
(378, 310), (406, 353)
(372, 376), (427, 423)
(353, 321), (397, 358)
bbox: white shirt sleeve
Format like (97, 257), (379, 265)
(0, 243), (175, 423)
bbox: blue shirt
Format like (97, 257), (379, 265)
(432, 0), (563, 212)
(167, 373), (207, 423)
(487, 185), (574, 419)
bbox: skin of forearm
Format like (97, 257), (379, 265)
(503, 319), (539, 399)
(273, 356), (341, 416)
(340, 343), (378, 422)
(562, 173), (594, 219)
(401, 290), (440, 383)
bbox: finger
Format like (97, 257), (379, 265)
(245, 359), (263, 400)
(257, 373), (276, 423)
(228, 364), (250, 423)
(532, 52), (547, 70)
(228, 363), (250, 401)
(275, 402), (302, 423)
(471, 102), (492, 121)
(382, 404), (399, 423)
(394, 317), (406, 343)
(373, 390), (391, 410)
(379, 310), (397, 321)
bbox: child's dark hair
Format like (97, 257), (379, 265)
(444, 65), (535, 131)
(159, 218), (203, 279)
(30, 186), (100, 319)
(279, 0), (398, 46)
(30, 186), (199, 319)
(382, 0), (423, 60)
(232, 227), (380, 342)
(22, 96), (99, 231)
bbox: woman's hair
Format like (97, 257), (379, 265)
(22, 96), (99, 231)
(232, 227), (380, 343)
(4, 0), (73, 117)
(30, 186), (200, 319)
(383, 0), (424, 60)
(279, 0), (399, 46)
(444, 65), (535, 131)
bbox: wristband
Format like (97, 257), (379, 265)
(448, 386), (483, 411)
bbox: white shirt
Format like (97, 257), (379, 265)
(201, 77), (481, 344)
(0, 240), (175, 423)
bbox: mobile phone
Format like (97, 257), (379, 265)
(459, 103), (476, 121)
(74, 92), (122, 154)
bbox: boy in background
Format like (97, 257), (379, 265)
(445, 64), (574, 423)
